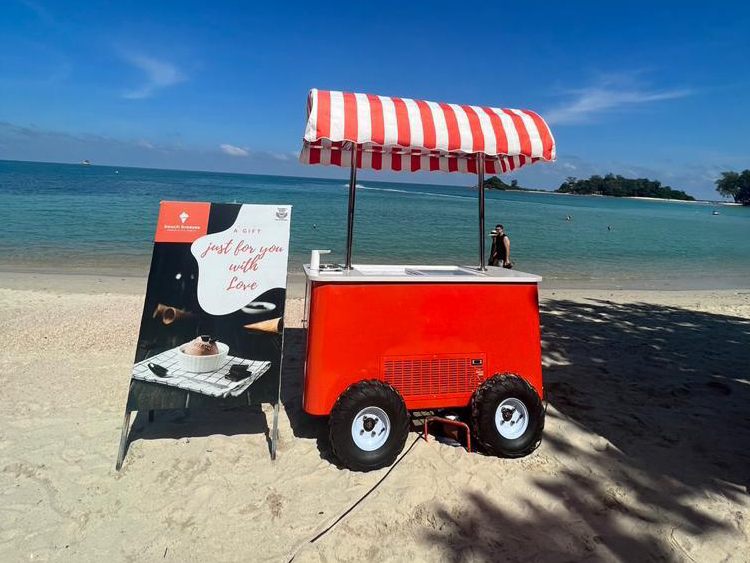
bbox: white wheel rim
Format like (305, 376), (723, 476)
(351, 406), (391, 451)
(494, 398), (529, 440)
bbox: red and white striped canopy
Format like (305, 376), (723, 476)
(300, 89), (555, 175)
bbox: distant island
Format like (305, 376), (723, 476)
(482, 174), (695, 201)
(556, 174), (695, 201)
(482, 176), (537, 191)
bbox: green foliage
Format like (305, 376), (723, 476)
(715, 170), (750, 205)
(483, 176), (527, 191)
(556, 174), (694, 201)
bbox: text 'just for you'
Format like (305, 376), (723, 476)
(199, 238), (284, 291)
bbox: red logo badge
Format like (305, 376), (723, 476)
(154, 201), (211, 243)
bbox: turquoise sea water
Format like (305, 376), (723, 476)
(1, 160), (749, 289)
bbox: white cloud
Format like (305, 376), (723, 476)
(545, 75), (691, 125)
(137, 139), (154, 149)
(121, 52), (185, 99)
(220, 143), (249, 157)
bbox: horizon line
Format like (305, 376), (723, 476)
(0, 158), (731, 203)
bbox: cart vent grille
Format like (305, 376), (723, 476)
(382, 354), (486, 397)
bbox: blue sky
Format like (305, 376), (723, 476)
(1, 1), (748, 198)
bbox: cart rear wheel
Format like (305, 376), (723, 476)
(329, 380), (409, 472)
(471, 374), (544, 458)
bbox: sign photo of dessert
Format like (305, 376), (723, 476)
(117, 202), (292, 469)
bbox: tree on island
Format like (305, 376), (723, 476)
(482, 176), (526, 190)
(556, 174), (694, 201)
(715, 170), (750, 205)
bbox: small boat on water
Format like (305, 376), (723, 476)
(81, 159), (91, 166)
(712, 210), (720, 215)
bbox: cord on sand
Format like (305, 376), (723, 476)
(287, 436), (422, 562)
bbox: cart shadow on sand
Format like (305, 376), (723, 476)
(424, 298), (750, 561)
(280, 328), (339, 464)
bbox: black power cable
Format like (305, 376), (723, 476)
(287, 435), (422, 562)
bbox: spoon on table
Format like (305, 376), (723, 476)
(147, 363), (169, 378)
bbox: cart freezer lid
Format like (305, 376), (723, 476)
(300, 89), (556, 175)
(304, 264), (542, 284)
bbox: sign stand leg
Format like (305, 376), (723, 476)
(270, 399), (280, 460)
(270, 332), (284, 462)
(115, 410), (132, 471)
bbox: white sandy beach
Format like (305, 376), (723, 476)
(1, 273), (749, 562)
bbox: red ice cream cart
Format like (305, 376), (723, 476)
(299, 89), (556, 471)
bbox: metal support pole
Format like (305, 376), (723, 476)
(345, 142), (358, 270)
(115, 410), (132, 471)
(271, 330), (284, 461)
(477, 154), (486, 271)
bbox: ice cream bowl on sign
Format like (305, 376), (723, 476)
(177, 336), (230, 373)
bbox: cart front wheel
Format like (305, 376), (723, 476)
(471, 374), (544, 458)
(329, 380), (409, 472)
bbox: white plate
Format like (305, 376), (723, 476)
(241, 302), (276, 315)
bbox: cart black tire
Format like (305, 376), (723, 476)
(471, 374), (544, 458)
(329, 380), (409, 472)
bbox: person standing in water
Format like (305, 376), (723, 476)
(489, 224), (512, 268)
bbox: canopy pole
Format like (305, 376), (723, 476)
(477, 154), (486, 271)
(345, 142), (358, 270)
